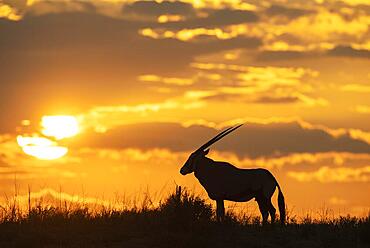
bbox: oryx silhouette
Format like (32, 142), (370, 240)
(180, 125), (285, 225)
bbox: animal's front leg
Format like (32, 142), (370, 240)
(256, 198), (269, 225)
(216, 199), (225, 222)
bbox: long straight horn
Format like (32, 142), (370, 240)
(197, 126), (234, 150)
(197, 124), (243, 152)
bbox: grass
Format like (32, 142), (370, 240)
(0, 187), (368, 247)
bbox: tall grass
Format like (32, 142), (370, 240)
(0, 186), (368, 247)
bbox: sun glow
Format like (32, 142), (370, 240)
(16, 115), (80, 160)
(16, 135), (68, 160)
(41, 115), (79, 140)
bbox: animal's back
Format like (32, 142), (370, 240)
(214, 161), (273, 183)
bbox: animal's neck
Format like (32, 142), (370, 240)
(194, 156), (213, 177)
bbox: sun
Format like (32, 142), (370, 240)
(41, 115), (80, 140)
(17, 115), (80, 160)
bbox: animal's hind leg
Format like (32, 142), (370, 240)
(256, 198), (269, 225)
(267, 199), (276, 224)
(216, 200), (225, 222)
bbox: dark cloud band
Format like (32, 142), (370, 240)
(71, 121), (370, 158)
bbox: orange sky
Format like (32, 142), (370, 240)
(0, 0), (369, 217)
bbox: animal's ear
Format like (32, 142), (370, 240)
(203, 149), (210, 155)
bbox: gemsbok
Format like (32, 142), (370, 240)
(180, 124), (286, 225)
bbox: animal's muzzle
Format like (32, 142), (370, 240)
(180, 168), (187, 175)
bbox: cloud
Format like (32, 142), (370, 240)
(252, 95), (300, 104)
(138, 74), (194, 86)
(201, 93), (327, 107)
(256, 44), (370, 62)
(256, 50), (310, 61)
(123, 1), (258, 28)
(122, 0), (195, 20)
(355, 105), (370, 114)
(288, 166), (370, 183)
(328, 45), (370, 58)
(0, 2), (22, 20)
(78, 94), (208, 133)
(338, 0), (370, 7)
(139, 26), (260, 41)
(265, 4), (313, 19)
(341, 84), (370, 93)
(254, 8), (370, 58)
(25, 0), (96, 16)
(199, 90), (328, 107)
(71, 120), (370, 158)
(286, 10), (369, 41)
(187, 62), (324, 107)
(172, 8), (258, 28)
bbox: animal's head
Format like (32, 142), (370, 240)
(180, 149), (209, 175)
(180, 124), (243, 175)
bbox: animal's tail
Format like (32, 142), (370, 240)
(276, 182), (286, 225)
